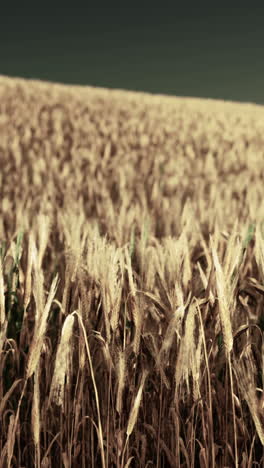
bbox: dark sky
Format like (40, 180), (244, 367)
(1, 6), (264, 104)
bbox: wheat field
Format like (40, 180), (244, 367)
(0, 74), (264, 467)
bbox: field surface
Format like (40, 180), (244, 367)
(0, 75), (264, 467)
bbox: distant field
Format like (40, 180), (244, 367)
(0, 75), (263, 467)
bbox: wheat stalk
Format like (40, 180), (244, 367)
(126, 368), (149, 437)
(49, 312), (75, 408)
(27, 272), (59, 379)
(210, 235), (233, 354)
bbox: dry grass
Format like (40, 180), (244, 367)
(0, 74), (264, 467)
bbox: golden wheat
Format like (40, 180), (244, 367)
(49, 312), (75, 407)
(0, 74), (264, 466)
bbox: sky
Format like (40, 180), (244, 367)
(1, 5), (264, 104)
